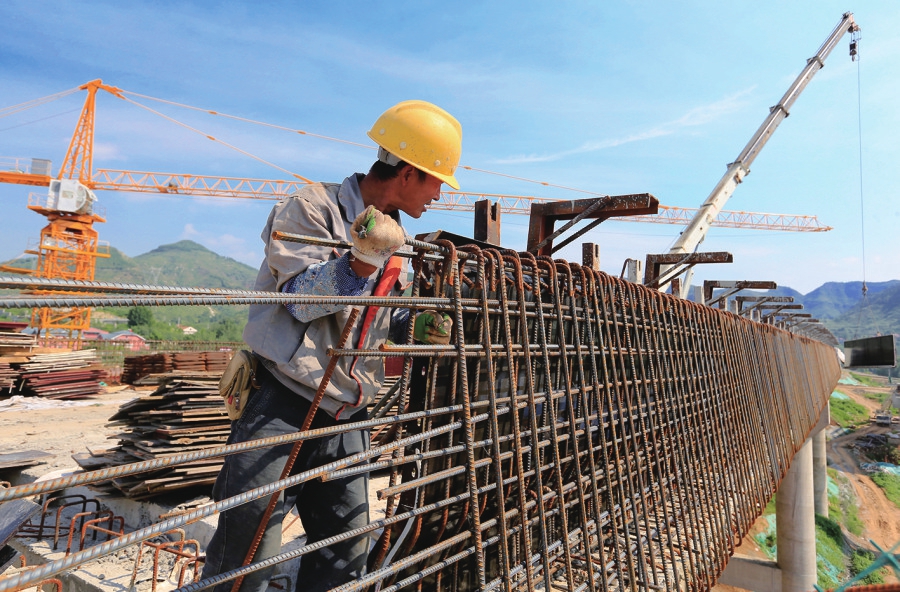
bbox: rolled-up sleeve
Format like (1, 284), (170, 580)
(282, 253), (369, 322)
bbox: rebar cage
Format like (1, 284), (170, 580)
(0, 238), (840, 592)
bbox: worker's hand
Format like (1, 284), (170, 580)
(414, 310), (453, 345)
(350, 206), (405, 268)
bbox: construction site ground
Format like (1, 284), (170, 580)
(0, 385), (390, 592)
(3, 373), (899, 590)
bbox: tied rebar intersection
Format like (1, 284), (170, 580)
(0, 237), (840, 592)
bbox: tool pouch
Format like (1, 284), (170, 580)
(219, 350), (259, 421)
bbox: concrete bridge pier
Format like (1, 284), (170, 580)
(777, 437), (817, 591)
(812, 402), (830, 517)
(716, 402), (830, 592)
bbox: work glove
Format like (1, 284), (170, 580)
(350, 206), (405, 268)
(414, 310), (453, 345)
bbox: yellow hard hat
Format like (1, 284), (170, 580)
(367, 100), (462, 190)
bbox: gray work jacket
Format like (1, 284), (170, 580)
(243, 175), (403, 419)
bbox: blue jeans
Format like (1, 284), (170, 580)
(202, 365), (370, 592)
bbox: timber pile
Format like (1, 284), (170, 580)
(0, 323), (35, 391)
(77, 375), (229, 499)
(121, 351), (233, 384)
(0, 331), (36, 352)
(16, 350), (105, 399)
(0, 361), (16, 392)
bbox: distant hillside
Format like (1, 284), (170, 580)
(823, 283), (900, 341)
(97, 240), (258, 289)
(1, 241), (258, 333)
(3, 240), (258, 289)
(802, 280), (900, 320)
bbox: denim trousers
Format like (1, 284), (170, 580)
(202, 365), (370, 592)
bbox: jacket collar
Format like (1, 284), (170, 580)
(338, 173), (367, 223)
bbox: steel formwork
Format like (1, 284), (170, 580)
(0, 238), (839, 592)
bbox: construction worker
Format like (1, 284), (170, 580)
(202, 100), (462, 592)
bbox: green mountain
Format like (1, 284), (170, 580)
(2, 240), (258, 289)
(802, 280), (900, 321)
(96, 240), (258, 289)
(823, 283), (900, 341)
(1, 241), (259, 340)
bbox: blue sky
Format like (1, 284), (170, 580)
(1, 1), (898, 294)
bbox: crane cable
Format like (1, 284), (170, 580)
(119, 95), (314, 183)
(119, 90), (607, 197)
(0, 85), (82, 119)
(852, 30), (874, 339)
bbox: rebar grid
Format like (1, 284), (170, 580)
(0, 242), (839, 592)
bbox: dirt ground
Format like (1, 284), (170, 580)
(0, 387), (145, 481)
(826, 380), (900, 551)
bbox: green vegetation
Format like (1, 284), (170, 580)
(849, 372), (883, 388)
(827, 494), (841, 522)
(871, 473), (900, 509)
(128, 306), (154, 327)
(843, 500), (864, 536)
(122, 306), (245, 342)
(825, 470), (863, 536)
(829, 397), (870, 428)
(764, 494), (777, 515)
(815, 514), (844, 589)
(850, 550), (885, 585)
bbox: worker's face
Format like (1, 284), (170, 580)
(399, 167), (443, 219)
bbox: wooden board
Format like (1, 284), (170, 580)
(0, 450), (53, 470)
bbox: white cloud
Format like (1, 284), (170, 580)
(493, 88), (756, 165)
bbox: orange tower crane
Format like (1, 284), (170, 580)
(0, 80), (833, 344)
(0, 80), (121, 344)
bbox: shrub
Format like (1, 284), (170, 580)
(850, 549), (885, 584)
(871, 473), (900, 509)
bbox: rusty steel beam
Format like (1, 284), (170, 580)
(703, 281), (778, 308)
(526, 194), (658, 257)
(0, 236), (840, 592)
(644, 252), (733, 288)
(473, 199), (501, 246)
(734, 295), (795, 315)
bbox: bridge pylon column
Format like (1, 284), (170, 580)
(777, 437), (816, 591)
(812, 401), (830, 517)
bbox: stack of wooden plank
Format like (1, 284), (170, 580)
(172, 352), (206, 372)
(121, 353), (173, 384)
(0, 331), (36, 352)
(16, 350), (106, 399)
(121, 351), (234, 384)
(0, 323), (35, 392)
(0, 360), (17, 392)
(203, 351), (231, 373)
(77, 375), (229, 499)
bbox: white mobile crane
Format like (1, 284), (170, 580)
(663, 12), (861, 298)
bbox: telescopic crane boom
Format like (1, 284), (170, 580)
(665, 12), (860, 297)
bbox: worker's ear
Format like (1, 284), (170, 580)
(399, 164), (416, 185)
